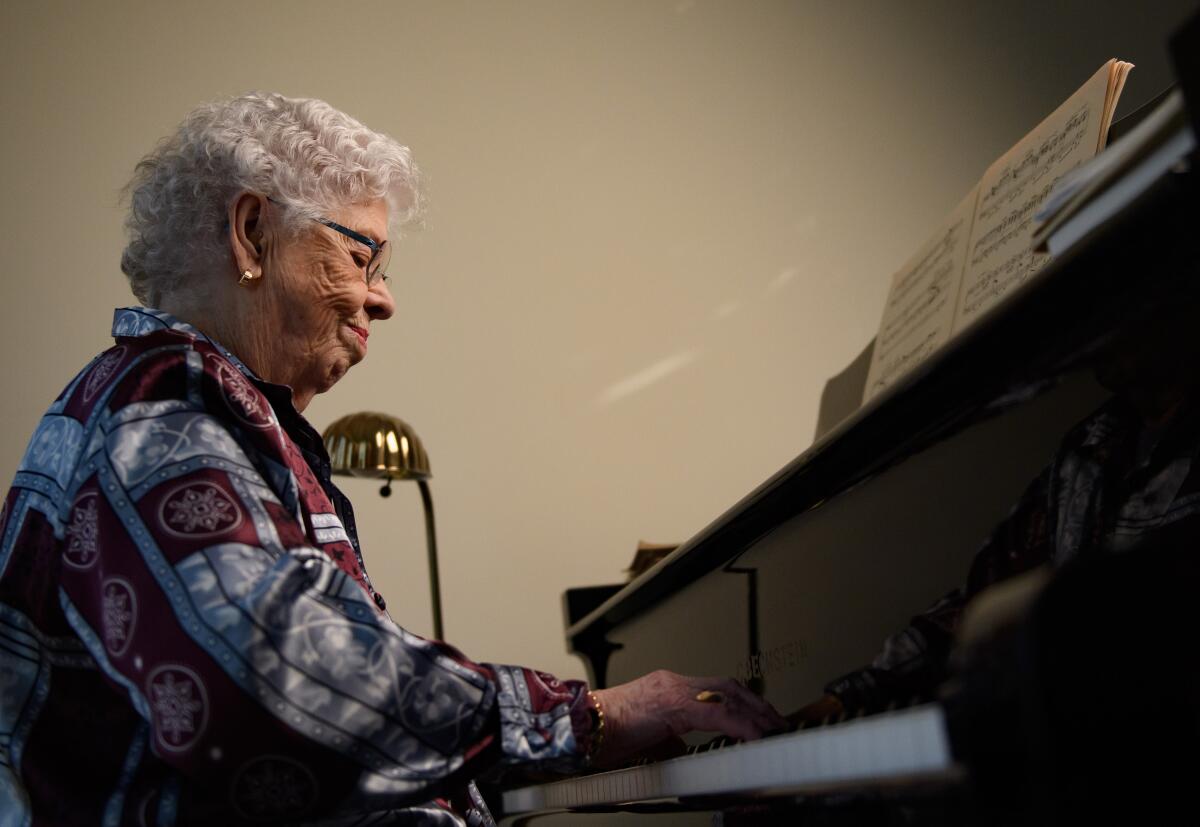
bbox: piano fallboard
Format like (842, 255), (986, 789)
(597, 373), (1104, 713)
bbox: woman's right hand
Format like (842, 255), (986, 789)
(590, 670), (788, 769)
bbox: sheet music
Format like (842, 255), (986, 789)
(953, 61), (1115, 331)
(863, 187), (977, 401)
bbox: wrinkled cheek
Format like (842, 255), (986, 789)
(331, 286), (366, 316)
(311, 304), (345, 329)
(284, 302), (340, 345)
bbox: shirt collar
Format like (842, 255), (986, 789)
(111, 305), (331, 448)
(112, 306), (262, 382)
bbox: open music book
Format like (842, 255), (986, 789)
(1033, 89), (1193, 257)
(863, 59), (1132, 403)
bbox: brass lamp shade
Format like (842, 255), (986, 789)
(321, 411), (445, 639)
(322, 412), (431, 480)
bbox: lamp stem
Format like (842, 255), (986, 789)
(417, 479), (444, 640)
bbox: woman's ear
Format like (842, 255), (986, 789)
(227, 192), (268, 280)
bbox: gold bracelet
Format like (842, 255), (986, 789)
(585, 690), (605, 765)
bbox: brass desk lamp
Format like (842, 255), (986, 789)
(322, 412), (444, 640)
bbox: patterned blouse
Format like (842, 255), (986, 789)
(0, 307), (592, 825)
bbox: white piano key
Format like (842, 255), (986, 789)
(501, 704), (957, 815)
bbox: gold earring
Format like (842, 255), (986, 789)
(238, 269), (259, 285)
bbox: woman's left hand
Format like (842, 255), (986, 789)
(590, 670), (788, 768)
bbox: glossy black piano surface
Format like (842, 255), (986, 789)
(590, 370), (1106, 696)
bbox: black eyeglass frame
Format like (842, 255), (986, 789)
(315, 217), (391, 287)
(232, 197), (392, 287)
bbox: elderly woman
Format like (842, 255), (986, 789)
(0, 93), (783, 825)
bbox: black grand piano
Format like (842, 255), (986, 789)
(498, 24), (1200, 826)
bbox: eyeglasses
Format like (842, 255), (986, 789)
(314, 217), (391, 287)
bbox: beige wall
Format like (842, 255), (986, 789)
(1, 0), (1192, 680)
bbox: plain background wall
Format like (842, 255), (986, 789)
(1, 0), (1194, 681)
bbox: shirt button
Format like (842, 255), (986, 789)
(373, 592), (387, 610)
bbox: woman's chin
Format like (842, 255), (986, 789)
(324, 355), (354, 388)
(324, 365), (348, 391)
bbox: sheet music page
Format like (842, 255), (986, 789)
(953, 61), (1115, 332)
(863, 187), (978, 402)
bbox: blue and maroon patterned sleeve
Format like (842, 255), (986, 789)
(49, 334), (590, 818)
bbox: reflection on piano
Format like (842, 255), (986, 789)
(499, 30), (1200, 825)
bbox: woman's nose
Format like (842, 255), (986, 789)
(366, 278), (395, 321)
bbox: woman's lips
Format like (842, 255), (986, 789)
(348, 325), (369, 348)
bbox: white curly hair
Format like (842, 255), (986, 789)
(121, 92), (423, 306)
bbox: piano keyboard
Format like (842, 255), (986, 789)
(502, 703), (957, 815)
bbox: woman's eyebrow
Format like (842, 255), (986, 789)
(335, 225), (383, 249)
(352, 226), (385, 247)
